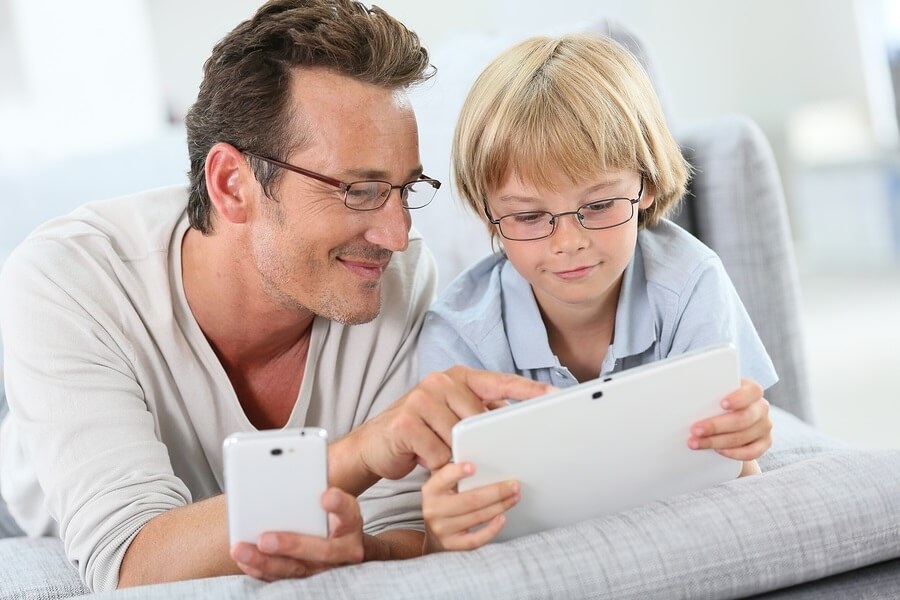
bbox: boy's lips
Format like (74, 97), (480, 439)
(553, 264), (596, 280)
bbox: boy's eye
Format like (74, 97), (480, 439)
(510, 212), (549, 224)
(582, 199), (615, 213)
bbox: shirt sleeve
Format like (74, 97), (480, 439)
(666, 256), (779, 390)
(0, 241), (190, 592)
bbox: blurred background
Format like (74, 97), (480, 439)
(0, 0), (897, 447)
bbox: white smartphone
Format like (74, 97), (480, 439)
(223, 427), (329, 546)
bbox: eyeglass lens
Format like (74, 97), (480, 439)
(497, 199), (635, 240)
(344, 180), (437, 210)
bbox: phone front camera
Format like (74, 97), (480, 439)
(270, 448), (283, 456)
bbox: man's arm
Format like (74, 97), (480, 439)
(118, 490), (423, 587)
(364, 529), (425, 560)
(118, 496), (237, 587)
(328, 367), (555, 490)
(117, 364), (538, 587)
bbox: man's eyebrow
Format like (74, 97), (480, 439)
(344, 166), (424, 182)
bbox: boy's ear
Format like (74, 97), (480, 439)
(639, 179), (656, 210)
(205, 142), (255, 225)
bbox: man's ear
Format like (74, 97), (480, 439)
(205, 142), (254, 225)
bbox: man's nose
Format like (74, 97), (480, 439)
(363, 188), (411, 252)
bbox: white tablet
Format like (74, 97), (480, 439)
(452, 343), (743, 542)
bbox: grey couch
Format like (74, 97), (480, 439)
(3, 413), (899, 599)
(2, 23), (899, 600)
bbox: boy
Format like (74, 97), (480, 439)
(418, 34), (775, 552)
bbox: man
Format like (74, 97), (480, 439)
(0, 0), (551, 591)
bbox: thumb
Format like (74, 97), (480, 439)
(322, 487), (361, 537)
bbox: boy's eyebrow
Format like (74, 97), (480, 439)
(580, 179), (625, 196)
(496, 178), (627, 204)
(497, 194), (540, 204)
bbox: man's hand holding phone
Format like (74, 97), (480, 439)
(229, 486), (364, 581)
(224, 428), (364, 581)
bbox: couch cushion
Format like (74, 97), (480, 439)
(748, 557), (900, 599)
(77, 410), (899, 600)
(2, 412), (895, 600)
(0, 537), (87, 599)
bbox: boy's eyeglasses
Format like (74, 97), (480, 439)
(243, 151), (441, 211)
(483, 178), (644, 241)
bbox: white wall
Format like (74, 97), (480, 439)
(152, 0), (881, 153)
(1, 0), (887, 162)
(1, 0), (166, 168)
(377, 0), (879, 156)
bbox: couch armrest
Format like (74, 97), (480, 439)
(678, 116), (813, 423)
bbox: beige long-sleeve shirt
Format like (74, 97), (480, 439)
(0, 185), (436, 591)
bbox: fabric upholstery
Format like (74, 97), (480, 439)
(5, 409), (898, 600)
(0, 537), (87, 599)
(748, 558), (900, 599)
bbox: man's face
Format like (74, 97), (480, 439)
(247, 68), (421, 325)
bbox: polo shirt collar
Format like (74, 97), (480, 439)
(609, 242), (657, 361)
(499, 244), (657, 373)
(501, 259), (558, 371)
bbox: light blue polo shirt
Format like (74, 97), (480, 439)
(418, 219), (778, 390)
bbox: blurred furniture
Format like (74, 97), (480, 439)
(676, 115), (813, 421)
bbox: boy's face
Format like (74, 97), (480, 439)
(486, 167), (653, 319)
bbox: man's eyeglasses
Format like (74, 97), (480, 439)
(483, 179), (644, 241)
(243, 151), (441, 211)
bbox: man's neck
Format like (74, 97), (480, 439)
(181, 227), (317, 428)
(180, 227), (315, 369)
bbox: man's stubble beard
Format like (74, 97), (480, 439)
(251, 199), (390, 325)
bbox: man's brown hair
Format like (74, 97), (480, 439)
(185, 0), (433, 234)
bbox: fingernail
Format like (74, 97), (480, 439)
(721, 399), (731, 409)
(233, 545), (253, 563)
(509, 481), (520, 494)
(692, 425), (705, 436)
(258, 534), (278, 553)
(688, 438), (700, 449)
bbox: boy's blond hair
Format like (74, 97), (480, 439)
(452, 34), (690, 238)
